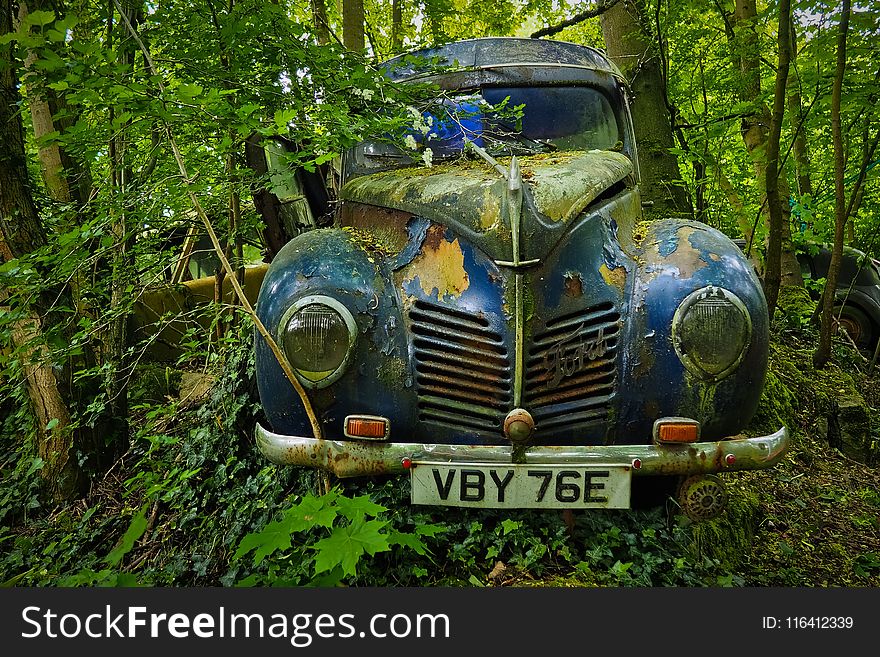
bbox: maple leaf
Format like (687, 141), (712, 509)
(284, 493), (337, 531)
(334, 494), (387, 522)
(233, 518), (294, 565)
(312, 518), (391, 577)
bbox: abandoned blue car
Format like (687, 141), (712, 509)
(250, 37), (789, 520)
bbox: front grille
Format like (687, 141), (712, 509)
(525, 301), (620, 437)
(410, 300), (511, 435)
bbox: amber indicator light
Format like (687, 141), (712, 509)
(657, 422), (699, 443)
(345, 416), (388, 439)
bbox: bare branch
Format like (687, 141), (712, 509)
(530, 0), (621, 39)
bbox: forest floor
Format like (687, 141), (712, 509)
(498, 298), (880, 587)
(2, 291), (878, 589)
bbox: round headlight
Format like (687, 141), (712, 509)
(672, 286), (752, 382)
(279, 296), (357, 388)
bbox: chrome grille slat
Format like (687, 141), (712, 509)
(411, 324), (508, 355)
(413, 346), (509, 375)
(526, 303), (620, 439)
(416, 365), (510, 393)
(412, 300), (511, 435)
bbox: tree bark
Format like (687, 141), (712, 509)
(600, 0), (692, 220)
(814, 0), (851, 367)
(730, 0), (802, 288)
(763, 0), (792, 319)
(391, 0), (402, 52)
(1, 0), (83, 499)
(311, 0), (330, 45)
(16, 1), (92, 207)
(786, 15), (813, 201)
(342, 0), (364, 51)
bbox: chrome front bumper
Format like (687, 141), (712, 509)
(255, 423), (790, 478)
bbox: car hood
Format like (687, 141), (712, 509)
(339, 149), (634, 263)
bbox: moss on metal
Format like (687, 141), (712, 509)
(376, 357), (409, 388)
(683, 482), (762, 570)
(340, 150), (633, 233)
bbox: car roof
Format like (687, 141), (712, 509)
(382, 37), (625, 84)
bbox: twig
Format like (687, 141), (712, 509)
(113, 1), (322, 440)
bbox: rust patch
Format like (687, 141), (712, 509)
(599, 263), (626, 289)
(643, 225), (709, 280)
(563, 271), (583, 298)
(403, 225), (470, 299)
(668, 227), (708, 274)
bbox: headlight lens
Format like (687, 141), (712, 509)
(672, 286), (751, 381)
(280, 296), (357, 387)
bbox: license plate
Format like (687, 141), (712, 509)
(410, 462), (632, 509)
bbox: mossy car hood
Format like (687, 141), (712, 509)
(339, 149), (634, 262)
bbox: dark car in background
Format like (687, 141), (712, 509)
(800, 244), (880, 353)
(735, 238), (880, 353)
(249, 37), (789, 520)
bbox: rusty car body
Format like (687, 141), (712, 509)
(251, 37), (789, 519)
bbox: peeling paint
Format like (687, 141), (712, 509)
(599, 263), (626, 289)
(402, 225), (470, 300)
(480, 184), (503, 231)
(340, 150), (632, 237)
(667, 227), (709, 274)
(524, 151), (633, 222)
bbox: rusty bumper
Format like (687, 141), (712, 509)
(255, 423), (789, 478)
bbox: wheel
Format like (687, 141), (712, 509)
(835, 304), (874, 351)
(676, 475), (728, 521)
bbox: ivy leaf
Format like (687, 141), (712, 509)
(312, 518), (391, 577)
(501, 519), (522, 535)
(111, 573), (142, 587)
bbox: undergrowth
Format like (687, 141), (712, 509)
(2, 287), (878, 587)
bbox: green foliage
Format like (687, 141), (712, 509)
(2, 0), (879, 593)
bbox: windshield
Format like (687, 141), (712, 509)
(426, 86), (620, 156)
(421, 85), (621, 157)
(348, 84), (623, 177)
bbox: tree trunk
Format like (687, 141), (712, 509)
(814, 0), (851, 367)
(763, 0), (792, 319)
(391, 0), (402, 52)
(786, 15), (813, 201)
(342, 0), (364, 51)
(312, 0), (330, 45)
(730, 0), (802, 288)
(600, 0), (692, 220)
(1, 0), (83, 499)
